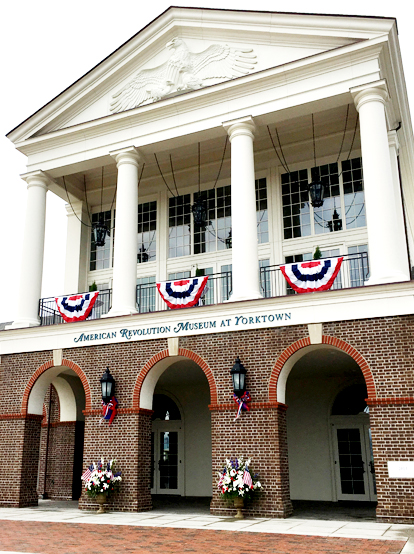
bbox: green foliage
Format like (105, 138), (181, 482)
(313, 246), (322, 260)
(89, 281), (98, 292)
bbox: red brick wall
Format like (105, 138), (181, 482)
(210, 404), (292, 518)
(0, 415), (42, 507)
(1, 315), (414, 519)
(78, 410), (152, 512)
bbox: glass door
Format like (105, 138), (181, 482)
(151, 421), (183, 495)
(331, 417), (376, 501)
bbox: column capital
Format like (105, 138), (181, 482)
(388, 129), (400, 153)
(65, 200), (85, 217)
(110, 146), (144, 168)
(350, 79), (389, 112)
(20, 170), (50, 191)
(223, 116), (256, 142)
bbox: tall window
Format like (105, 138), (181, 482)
(256, 178), (269, 244)
(259, 259), (271, 297)
(281, 170), (311, 239)
(136, 276), (156, 313)
(342, 158), (365, 229)
(281, 158), (365, 239)
(169, 194), (191, 258)
(168, 179), (267, 258)
(348, 244), (369, 287)
(220, 264), (232, 302)
(90, 210), (112, 271)
(138, 201), (157, 263)
(313, 163), (341, 235)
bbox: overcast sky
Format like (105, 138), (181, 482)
(1, 0), (413, 323)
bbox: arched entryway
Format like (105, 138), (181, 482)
(281, 344), (376, 507)
(135, 352), (213, 504)
(24, 360), (88, 501)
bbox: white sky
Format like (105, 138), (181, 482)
(1, 0), (413, 322)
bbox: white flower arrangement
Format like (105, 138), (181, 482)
(82, 458), (122, 499)
(217, 457), (262, 501)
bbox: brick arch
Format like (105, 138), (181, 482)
(269, 335), (375, 404)
(21, 358), (92, 415)
(132, 348), (217, 409)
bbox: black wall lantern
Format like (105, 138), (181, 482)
(308, 167), (325, 208)
(230, 357), (247, 397)
(225, 229), (232, 249)
(100, 367), (115, 403)
(93, 219), (109, 247)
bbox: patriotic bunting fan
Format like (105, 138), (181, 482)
(280, 257), (343, 294)
(55, 291), (99, 323)
(157, 276), (209, 309)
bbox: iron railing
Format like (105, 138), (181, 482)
(136, 271), (233, 313)
(39, 256), (368, 326)
(39, 289), (112, 326)
(260, 252), (369, 298)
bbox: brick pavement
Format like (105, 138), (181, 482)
(0, 521), (406, 554)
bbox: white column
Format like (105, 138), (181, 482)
(223, 116), (262, 301)
(106, 146), (143, 317)
(9, 171), (49, 328)
(63, 201), (89, 294)
(351, 80), (410, 285)
(388, 130), (410, 278)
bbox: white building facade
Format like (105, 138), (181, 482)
(1, 7), (414, 520)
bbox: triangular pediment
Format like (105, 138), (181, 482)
(8, 7), (394, 143)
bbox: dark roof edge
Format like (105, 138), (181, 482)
(6, 5), (397, 138)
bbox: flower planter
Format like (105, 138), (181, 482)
(95, 493), (107, 513)
(233, 496), (244, 519)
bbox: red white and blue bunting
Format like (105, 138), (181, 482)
(99, 396), (118, 426)
(280, 257), (343, 294)
(233, 391), (251, 421)
(55, 291), (99, 323)
(157, 276), (209, 309)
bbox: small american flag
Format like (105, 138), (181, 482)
(81, 464), (94, 481)
(217, 473), (225, 489)
(242, 469), (253, 487)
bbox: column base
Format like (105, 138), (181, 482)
(6, 317), (41, 330)
(102, 307), (138, 318)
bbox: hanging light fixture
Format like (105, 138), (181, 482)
(93, 217), (108, 247)
(308, 167), (325, 208)
(230, 357), (247, 398)
(92, 167), (109, 247)
(100, 367), (115, 404)
(308, 115), (326, 208)
(192, 194), (208, 228)
(192, 142), (208, 229)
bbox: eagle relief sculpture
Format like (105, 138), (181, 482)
(110, 37), (257, 113)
